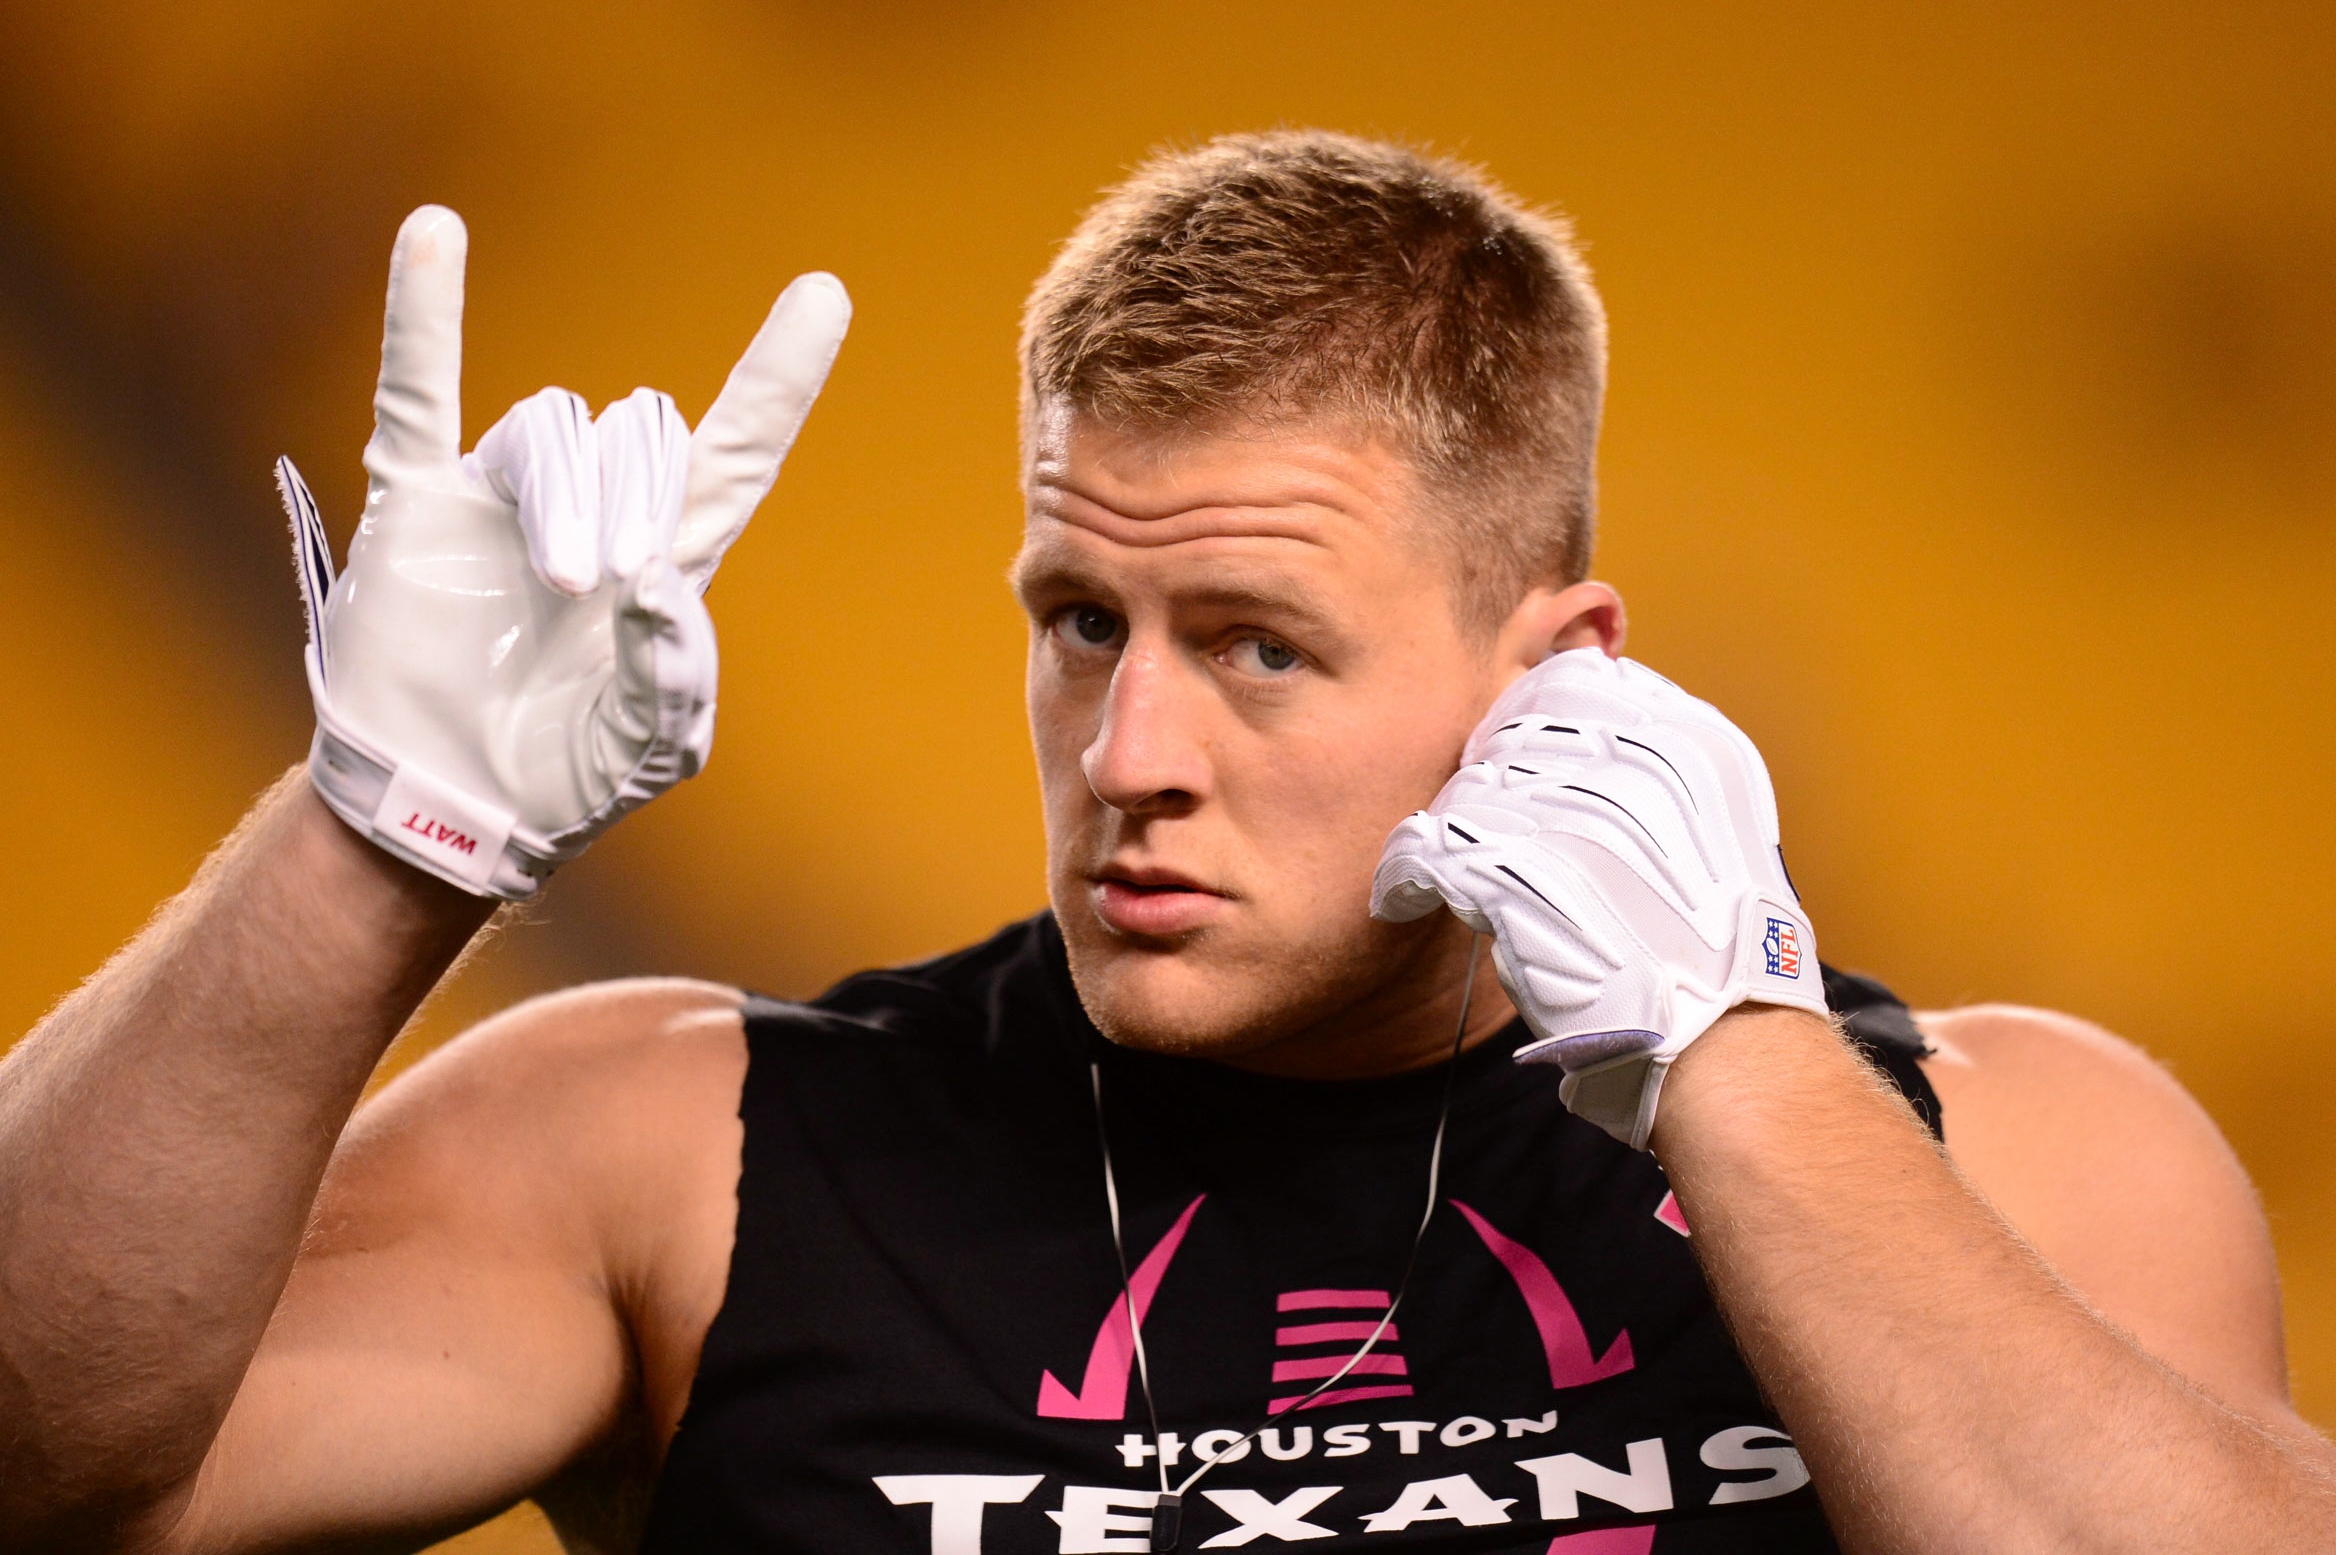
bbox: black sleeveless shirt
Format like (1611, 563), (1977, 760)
(640, 914), (1939, 1554)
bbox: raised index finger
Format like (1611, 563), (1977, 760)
(369, 205), (469, 472)
(675, 272), (851, 579)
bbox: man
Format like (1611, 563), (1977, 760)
(0, 131), (2326, 1554)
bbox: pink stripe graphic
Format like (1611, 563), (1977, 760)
(1450, 1199), (1634, 1389)
(1276, 1320), (1399, 1346)
(1276, 1288), (1390, 1311)
(1036, 1195), (1206, 1419)
(1546, 1526), (1656, 1554)
(1653, 1190), (1690, 1238)
(1271, 1352), (1409, 1383)
(1268, 1382), (1415, 1414)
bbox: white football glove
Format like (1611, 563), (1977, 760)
(1372, 649), (1827, 1149)
(279, 205), (849, 898)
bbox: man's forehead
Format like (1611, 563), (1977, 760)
(1011, 406), (1462, 627)
(1023, 404), (1416, 540)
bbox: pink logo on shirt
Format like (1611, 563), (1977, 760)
(1036, 1195), (1206, 1420)
(1032, 1197), (1634, 1419)
(1450, 1200), (1635, 1389)
(1269, 1289), (1414, 1414)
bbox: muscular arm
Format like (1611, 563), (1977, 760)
(1920, 1005), (2294, 1430)
(0, 770), (748, 1552)
(1652, 1005), (2336, 1553)
(174, 977), (745, 1555)
(0, 200), (834, 1552)
(0, 774), (493, 1547)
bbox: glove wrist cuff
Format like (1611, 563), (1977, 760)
(306, 687), (552, 901)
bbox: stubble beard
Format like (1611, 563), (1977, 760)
(1056, 897), (1458, 1072)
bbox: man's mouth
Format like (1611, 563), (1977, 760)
(1090, 864), (1231, 939)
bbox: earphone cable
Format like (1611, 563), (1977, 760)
(1092, 934), (1484, 1552)
(1091, 1060), (1170, 1503)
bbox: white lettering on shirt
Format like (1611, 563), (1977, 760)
(1701, 1425), (1811, 1505)
(1438, 1416), (1496, 1447)
(1515, 1438), (1675, 1519)
(1047, 1484), (1160, 1553)
(1258, 1426), (1313, 1461)
(1378, 1420), (1436, 1454)
(1194, 1485), (1341, 1546)
(1359, 1473), (1518, 1532)
(1115, 1432), (1183, 1469)
(1193, 1428), (1255, 1464)
(874, 1473), (1044, 1555)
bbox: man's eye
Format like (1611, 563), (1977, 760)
(1059, 607), (1121, 647)
(1230, 636), (1304, 676)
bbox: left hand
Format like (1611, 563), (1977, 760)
(1372, 648), (1827, 1148)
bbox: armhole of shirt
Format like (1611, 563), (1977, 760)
(1821, 964), (1945, 1142)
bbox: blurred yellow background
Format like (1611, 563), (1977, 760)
(4, 2), (2332, 1548)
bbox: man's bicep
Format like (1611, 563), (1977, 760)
(161, 1005), (646, 1553)
(1919, 1006), (2293, 1422)
(179, 1245), (625, 1550)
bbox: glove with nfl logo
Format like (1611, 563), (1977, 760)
(278, 205), (849, 899)
(1372, 648), (1828, 1150)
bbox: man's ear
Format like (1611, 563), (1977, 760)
(1494, 581), (1627, 677)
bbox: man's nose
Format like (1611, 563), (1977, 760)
(1081, 645), (1212, 816)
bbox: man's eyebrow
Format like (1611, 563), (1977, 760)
(1008, 549), (1345, 636)
(1007, 548), (1114, 609)
(1172, 579), (1344, 635)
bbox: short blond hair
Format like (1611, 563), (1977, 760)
(1021, 130), (1607, 625)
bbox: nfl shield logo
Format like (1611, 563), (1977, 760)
(1762, 918), (1802, 979)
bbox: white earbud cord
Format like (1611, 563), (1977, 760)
(1088, 933), (1484, 1553)
(1091, 1059), (1169, 1497)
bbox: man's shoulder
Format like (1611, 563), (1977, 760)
(370, 910), (1060, 1144)
(1911, 1002), (2266, 1284)
(1914, 1002), (2228, 1172)
(338, 977), (752, 1218)
(1913, 1001), (2250, 1226)
(1914, 1002), (2291, 1417)
(315, 978), (753, 1470)
(378, 975), (748, 1122)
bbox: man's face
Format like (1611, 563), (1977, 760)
(1012, 408), (1514, 1074)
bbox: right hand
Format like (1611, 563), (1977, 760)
(280, 205), (850, 898)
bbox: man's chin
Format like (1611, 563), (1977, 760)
(1056, 906), (1420, 1065)
(1058, 935), (1253, 1058)
(1051, 906), (1262, 1050)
